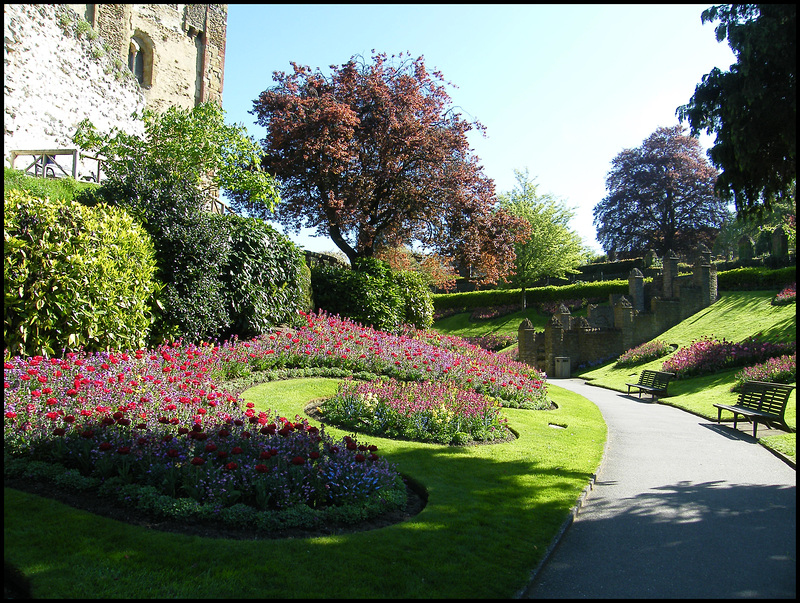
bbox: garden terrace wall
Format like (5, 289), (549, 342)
(519, 249), (719, 376)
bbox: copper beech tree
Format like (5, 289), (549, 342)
(244, 51), (528, 285)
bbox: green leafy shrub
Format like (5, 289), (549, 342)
(4, 190), (160, 357)
(215, 213), (311, 339)
(312, 258), (404, 332)
(393, 269), (434, 329)
(77, 159), (231, 344)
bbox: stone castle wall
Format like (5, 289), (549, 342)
(4, 4), (145, 177)
(4, 4), (226, 180)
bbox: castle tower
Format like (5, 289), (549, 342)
(67, 4), (227, 112)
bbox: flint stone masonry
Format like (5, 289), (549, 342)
(5, 4), (227, 179)
(518, 248), (718, 377)
(4, 4), (145, 177)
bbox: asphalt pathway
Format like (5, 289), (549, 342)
(521, 378), (796, 599)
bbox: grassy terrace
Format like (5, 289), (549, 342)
(435, 290), (796, 463)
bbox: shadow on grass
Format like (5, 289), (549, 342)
(4, 446), (595, 598)
(3, 395), (604, 599)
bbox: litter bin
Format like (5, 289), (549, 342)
(554, 357), (570, 378)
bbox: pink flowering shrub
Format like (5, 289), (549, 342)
(731, 353), (796, 392)
(615, 340), (672, 367)
(662, 335), (796, 379)
(463, 333), (516, 353)
(772, 283), (796, 306)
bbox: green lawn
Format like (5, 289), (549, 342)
(4, 378), (606, 598)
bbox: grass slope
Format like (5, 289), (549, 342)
(4, 379), (606, 598)
(434, 290), (795, 463)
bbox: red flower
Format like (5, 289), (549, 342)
(191, 457), (205, 465)
(166, 449), (179, 458)
(231, 446), (243, 454)
(98, 442), (113, 451)
(224, 462), (238, 471)
(355, 454), (366, 463)
(291, 456), (305, 465)
(204, 443), (218, 453)
(255, 464), (270, 473)
(309, 451), (320, 459)
(117, 446), (131, 455)
(259, 450), (271, 460)
(52, 428), (66, 437)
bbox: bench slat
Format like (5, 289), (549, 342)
(625, 369), (675, 401)
(713, 381), (794, 438)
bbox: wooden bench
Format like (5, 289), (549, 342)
(713, 380), (795, 438)
(625, 369), (675, 401)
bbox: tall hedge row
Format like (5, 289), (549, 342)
(4, 190), (161, 357)
(432, 265), (796, 311)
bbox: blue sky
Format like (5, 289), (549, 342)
(221, 4), (737, 255)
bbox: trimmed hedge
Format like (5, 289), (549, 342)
(4, 190), (160, 357)
(432, 280), (629, 311)
(434, 266), (796, 311)
(716, 266), (796, 291)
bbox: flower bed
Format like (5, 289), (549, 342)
(463, 333), (516, 353)
(211, 311), (549, 410)
(4, 311), (552, 530)
(662, 335), (796, 379)
(772, 283), (796, 306)
(4, 347), (404, 531)
(470, 304), (521, 321)
(320, 378), (510, 445)
(615, 340), (672, 367)
(731, 353), (796, 392)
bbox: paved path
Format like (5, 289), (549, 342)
(522, 378), (796, 599)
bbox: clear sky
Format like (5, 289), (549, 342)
(221, 4), (737, 255)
